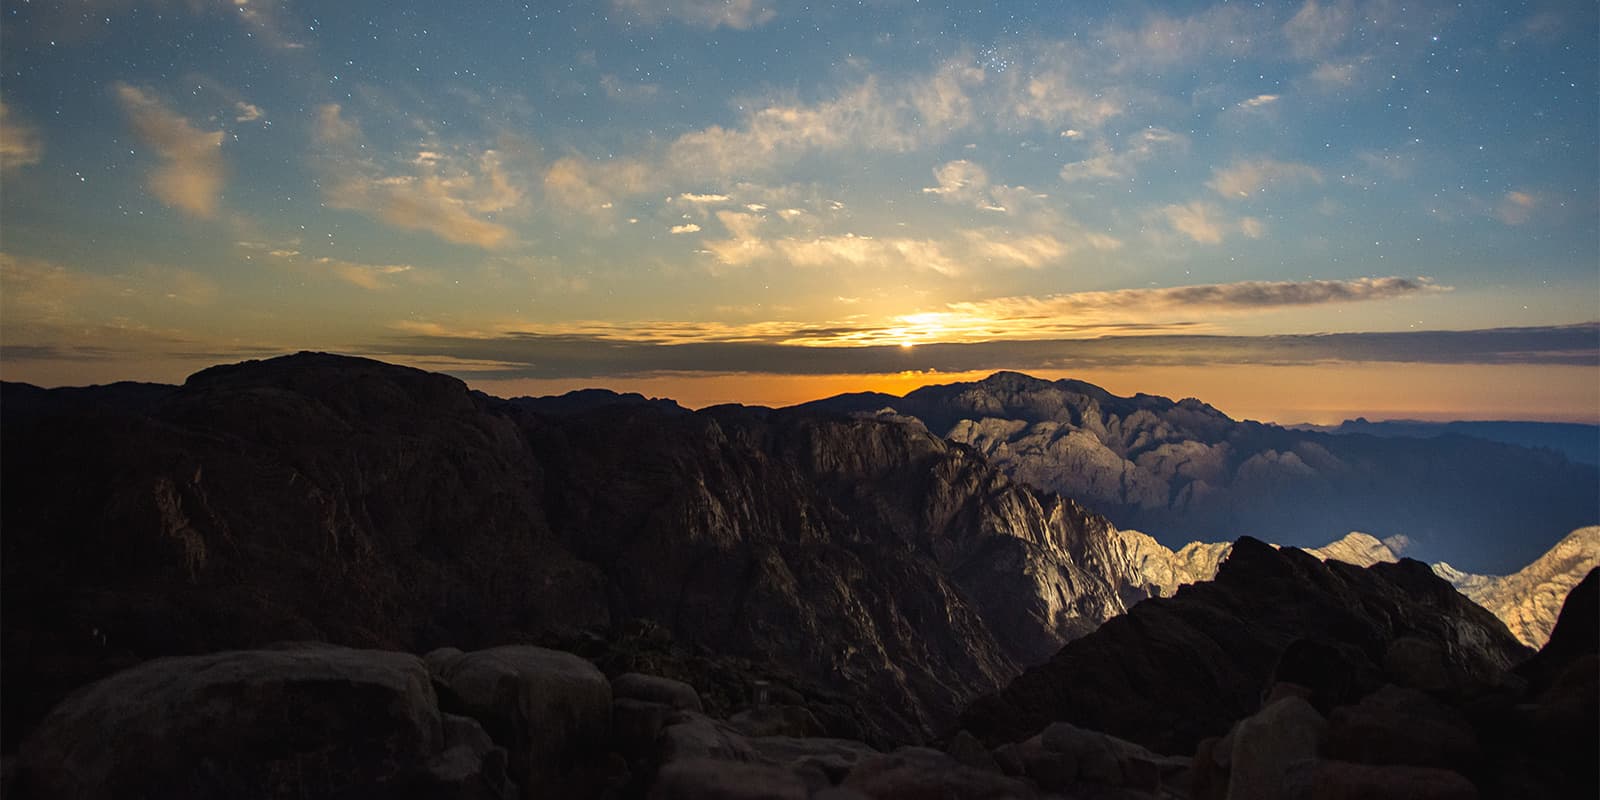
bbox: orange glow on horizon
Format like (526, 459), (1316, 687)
(467, 362), (1600, 425)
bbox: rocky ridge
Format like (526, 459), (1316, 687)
(800, 371), (1598, 573)
(1, 353), (1178, 750)
(1433, 525), (1600, 647)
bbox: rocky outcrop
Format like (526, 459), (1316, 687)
(11, 645), (515, 799)
(799, 371), (1598, 573)
(959, 537), (1529, 755)
(0, 353), (1158, 750)
(1434, 526), (1600, 647)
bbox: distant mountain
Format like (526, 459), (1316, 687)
(501, 387), (688, 417)
(1434, 526), (1600, 647)
(797, 372), (1598, 573)
(1291, 418), (1599, 466)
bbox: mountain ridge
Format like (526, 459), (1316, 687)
(796, 370), (1598, 573)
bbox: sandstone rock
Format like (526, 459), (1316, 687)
(613, 672), (704, 712)
(1280, 759), (1478, 800)
(648, 758), (807, 800)
(428, 645), (611, 798)
(1225, 696), (1327, 800)
(14, 646), (509, 799)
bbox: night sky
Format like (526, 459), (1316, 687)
(1, 0), (1595, 421)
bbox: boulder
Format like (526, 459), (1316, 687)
(613, 673), (704, 712)
(942, 729), (998, 772)
(658, 712), (758, 764)
(648, 758), (807, 800)
(1280, 759), (1478, 800)
(612, 698), (671, 759)
(427, 645), (612, 798)
(842, 746), (1038, 799)
(1324, 686), (1478, 771)
(14, 646), (510, 799)
(728, 703), (826, 738)
(1225, 696), (1327, 800)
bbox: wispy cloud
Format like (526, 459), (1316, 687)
(1060, 127), (1187, 182)
(313, 104), (521, 248)
(1497, 190), (1538, 225)
(0, 98), (43, 172)
(1208, 158), (1324, 199)
(114, 83), (226, 218)
(610, 0), (777, 30)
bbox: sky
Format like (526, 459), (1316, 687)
(0, 0), (1595, 423)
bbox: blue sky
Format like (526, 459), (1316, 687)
(1, 0), (1595, 420)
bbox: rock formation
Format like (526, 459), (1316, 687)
(799, 371), (1598, 573)
(0, 353), (1163, 750)
(1433, 526), (1600, 647)
(959, 537), (1530, 755)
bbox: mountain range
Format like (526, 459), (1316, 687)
(798, 371), (1597, 574)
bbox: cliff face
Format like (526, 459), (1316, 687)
(0, 353), (1150, 749)
(1434, 526), (1600, 647)
(801, 372), (1598, 574)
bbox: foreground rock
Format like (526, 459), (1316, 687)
(426, 646), (612, 797)
(12, 645), (513, 799)
(961, 538), (1529, 754)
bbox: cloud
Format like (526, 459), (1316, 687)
(669, 223), (702, 234)
(1238, 94), (1280, 109)
(0, 99), (43, 172)
(677, 192), (730, 204)
(313, 104), (521, 248)
(1162, 202), (1228, 244)
(234, 102), (264, 122)
(1060, 127), (1187, 182)
(114, 83), (227, 218)
(1207, 158), (1323, 198)
(610, 0), (777, 29)
(542, 155), (655, 214)
(1497, 190), (1538, 225)
(1284, 0), (1353, 59)
(364, 322), (1594, 381)
(312, 257), (414, 291)
(699, 222), (1082, 275)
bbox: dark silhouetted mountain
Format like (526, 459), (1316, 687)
(503, 387), (688, 417)
(796, 371), (1598, 573)
(1292, 418), (1600, 466)
(1, 353), (1162, 751)
(958, 537), (1531, 755)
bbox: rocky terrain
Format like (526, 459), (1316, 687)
(1, 353), (1208, 753)
(799, 371), (1598, 573)
(6, 548), (1591, 799)
(1434, 525), (1600, 647)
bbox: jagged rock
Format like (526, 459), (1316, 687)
(1225, 696), (1327, 800)
(426, 645), (611, 798)
(613, 673), (704, 712)
(12, 646), (510, 799)
(648, 758), (807, 800)
(960, 538), (1528, 755)
(1280, 760), (1478, 800)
